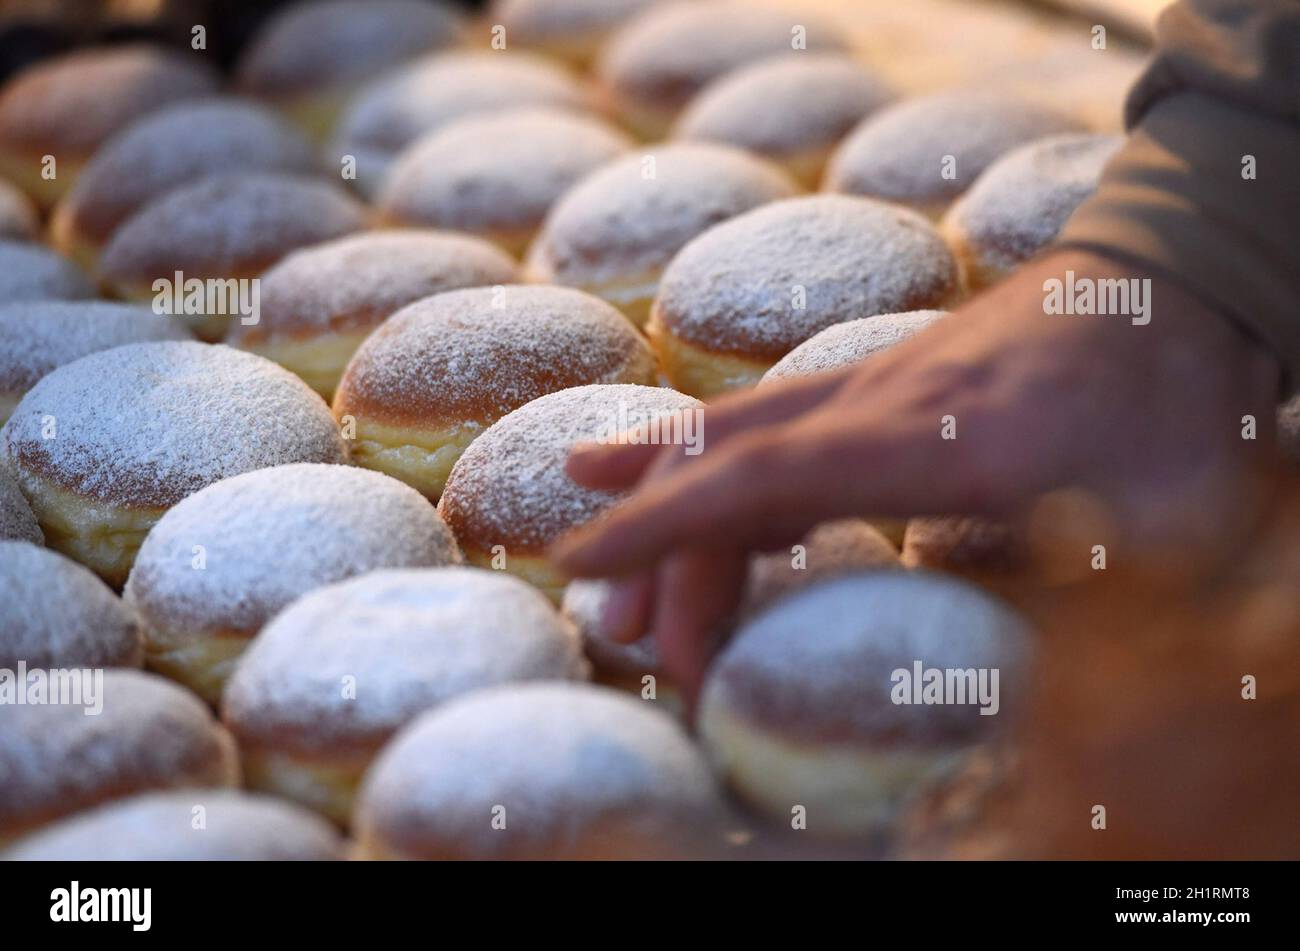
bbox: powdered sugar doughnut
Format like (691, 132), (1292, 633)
(228, 230), (518, 399)
(489, 0), (659, 67)
(354, 682), (724, 859)
(824, 91), (1086, 219)
(378, 109), (633, 257)
(762, 311), (946, 383)
(1, 341), (346, 586)
(0, 241), (94, 307)
(942, 133), (1122, 290)
(335, 287), (656, 500)
(699, 571), (1033, 836)
(125, 464), (461, 704)
(3, 790), (344, 861)
(0, 301), (190, 424)
(50, 100), (318, 274)
(0, 177), (37, 240)
(675, 54), (893, 188)
(0, 669), (239, 843)
(526, 143), (797, 327)
(0, 45), (218, 209)
(0, 467), (40, 544)
(99, 173), (367, 341)
(438, 384), (701, 600)
(236, 0), (463, 141)
(0, 541), (142, 669)
(224, 566), (589, 823)
(563, 519), (899, 695)
(596, 1), (852, 139)
(649, 195), (958, 396)
(331, 51), (586, 197)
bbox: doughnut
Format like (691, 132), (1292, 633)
(228, 230), (518, 399)
(824, 91), (1087, 220)
(0, 341), (346, 587)
(698, 571), (1033, 836)
(98, 173), (367, 341)
(223, 566), (589, 824)
(0, 467), (41, 544)
(0, 240), (95, 306)
(235, 0), (463, 141)
(353, 682), (725, 859)
(0, 177), (37, 239)
(335, 286), (657, 500)
(1279, 396), (1300, 464)
(1, 541), (143, 669)
(0, 45), (218, 209)
(562, 519), (899, 698)
(675, 54), (894, 188)
(525, 143), (797, 327)
(330, 51), (586, 198)
(489, 0), (660, 68)
(0, 669), (239, 844)
(50, 100), (318, 275)
(596, 1), (852, 139)
(377, 108), (634, 257)
(761, 310), (945, 383)
(438, 383), (701, 601)
(648, 195), (959, 397)
(941, 133), (1123, 290)
(3, 790), (344, 861)
(125, 464), (461, 704)
(0, 301), (190, 424)
(901, 516), (1030, 581)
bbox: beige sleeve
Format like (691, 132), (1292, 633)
(1058, 0), (1300, 392)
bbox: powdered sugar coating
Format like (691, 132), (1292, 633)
(2, 341), (346, 508)
(676, 54), (893, 156)
(561, 578), (659, 675)
(0, 541), (142, 668)
(356, 682), (723, 859)
(125, 464), (460, 642)
(224, 567), (589, 755)
(527, 143), (797, 286)
(0, 669), (239, 836)
(762, 310), (945, 382)
(0, 467), (41, 543)
(0, 45), (218, 157)
(598, 1), (851, 112)
(3, 789), (344, 860)
(380, 108), (633, 235)
(337, 286), (656, 426)
(0, 301), (190, 396)
(331, 51), (585, 192)
(944, 133), (1122, 272)
(58, 99), (318, 245)
(0, 241), (94, 303)
(655, 195), (957, 358)
(237, 0), (462, 95)
(230, 230), (518, 342)
(825, 91), (1085, 206)
(700, 572), (1033, 745)
(0, 178), (37, 239)
(492, 0), (658, 42)
(100, 173), (366, 286)
(438, 384), (700, 552)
